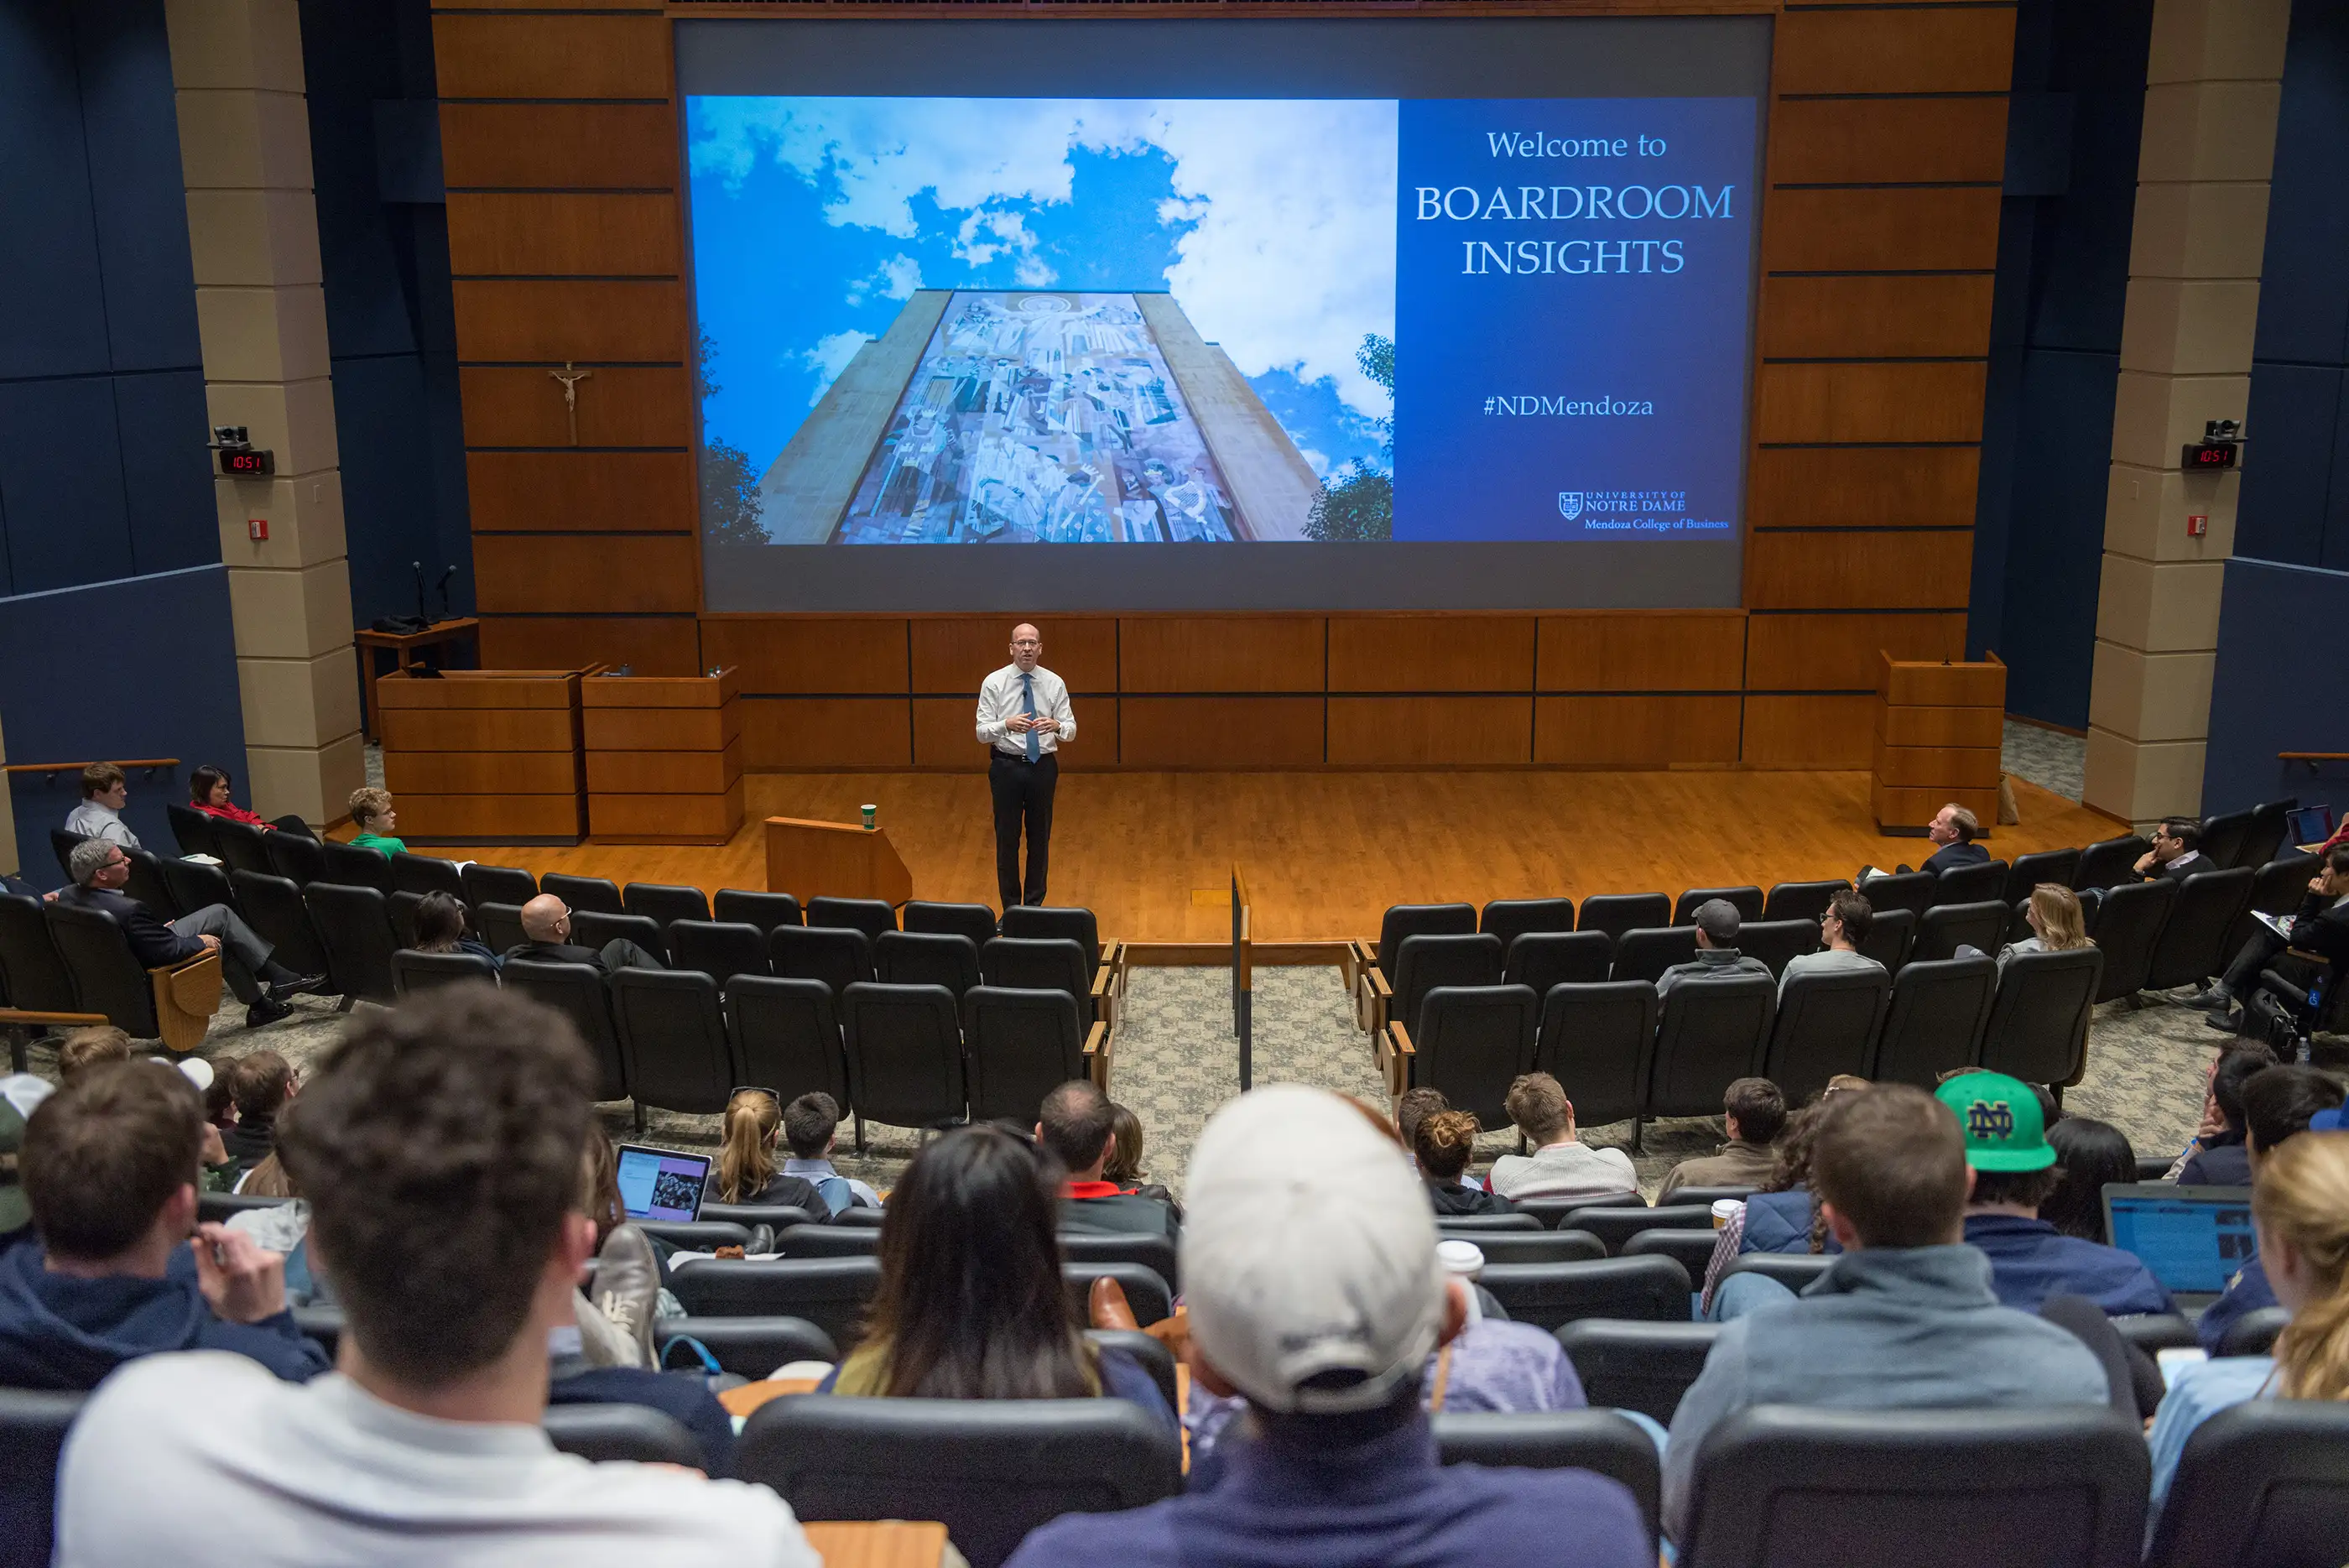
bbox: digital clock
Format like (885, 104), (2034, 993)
(2182, 440), (2237, 470)
(218, 448), (275, 476)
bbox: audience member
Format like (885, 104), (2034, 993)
(1936, 1071), (2169, 1315)
(411, 889), (502, 971)
(2191, 841), (2349, 1030)
(221, 1050), (296, 1175)
(1664, 1083), (2109, 1541)
(222, 1153), (325, 1308)
(55, 1026), (131, 1084)
(1998, 884), (2093, 972)
(1008, 1084), (1648, 1568)
(1040, 1079), (1180, 1241)
(1398, 1086), (1480, 1195)
(2040, 1117), (2138, 1242)
(1919, 802), (1988, 875)
(0, 1076), (53, 1254)
(0, 1061), (327, 1388)
(1778, 889), (1884, 992)
(781, 1091), (879, 1213)
(345, 786), (407, 857)
(1656, 899), (1771, 997)
(707, 1087), (825, 1211)
(1415, 1109), (1514, 1217)
(2147, 1131), (2349, 1520)
(2175, 1048), (2268, 1185)
(1659, 1076), (1786, 1201)
(1486, 1073), (1636, 1201)
(820, 1123), (1169, 1420)
(62, 762), (138, 850)
(2133, 816), (2207, 883)
(55, 838), (323, 1028)
(505, 893), (665, 975)
(55, 987), (815, 1565)
(2195, 1065), (2347, 1353)
(187, 764), (305, 835)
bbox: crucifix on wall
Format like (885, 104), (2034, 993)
(548, 362), (593, 445)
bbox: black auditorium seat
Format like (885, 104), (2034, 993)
(1383, 931), (1504, 1036)
(841, 982), (966, 1132)
(1763, 966), (1889, 1104)
(1860, 870), (1935, 919)
(1532, 981), (1657, 1133)
(262, 828), (325, 887)
(320, 840), (396, 895)
(611, 968), (734, 1119)
(1912, 899), (2010, 964)
(1855, 906), (1915, 972)
(1383, 983), (1536, 1124)
(161, 857), (235, 923)
(389, 851), (465, 899)
(667, 1256), (881, 1349)
(1643, 972), (1773, 1131)
(665, 919), (771, 985)
(542, 1404), (705, 1471)
(2236, 798), (2296, 873)
(1612, 926), (1698, 986)
(1477, 1255), (1688, 1331)
(963, 985), (1091, 1125)
(2140, 867), (2253, 994)
(1931, 858), (2008, 908)
(390, 949), (496, 998)
(2196, 809), (2253, 873)
(302, 882), (400, 1005)
(2072, 836), (2151, 892)
(622, 882), (711, 931)
(1555, 1321), (1721, 1428)
(571, 909), (665, 966)
(715, 888), (803, 932)
(1363, 902), (1477, 982)
(1732, 919), (1820, 980)
(807, 896), (898, 943)
(1868, 955), (1996, 1088)
(210, 819), (272, 877)
(1673, 886), (1764, 925)
(461, 862), (538, 908)
(2003, 848), (2081, 904)
(2091, 878), (2176, 1003)
(874, 930), (982, 1001)
(166, 802), (220, 859)
(1760, 879), (1846, 925)
(0, 1387), (86, 1568)
(1479, 898), (1576, 952)
(472, 900), (528, 956)
(1504, 930), (1614, 998)
(1976, 947), (2102, 1090)
(979, 936), (1101, 1028)
(1577, 893), (1673, 944)
(541, 873), (625, 916)
(2143, 1399), (2349, 1568)
(1435, 1410), (1661, 1548)
(727, 977), (853, 1131)
(1559, 1204), (1712, 1257)
(902, 900), (997, 948)
(771, 925), (874, 998)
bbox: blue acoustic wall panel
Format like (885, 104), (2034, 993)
(1, 565), (247, 883)
(2202, 558), (2349, 817)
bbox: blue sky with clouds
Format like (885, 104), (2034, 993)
(685, 96), (1398, 482)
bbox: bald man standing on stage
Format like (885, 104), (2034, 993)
(977, 623), (1076, 909)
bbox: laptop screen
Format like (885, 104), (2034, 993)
(2103, 1184), (2257, 1296)
(2287, 804), (2335, 846)
(616, 1144), (711, 1223)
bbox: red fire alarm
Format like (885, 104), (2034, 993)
(2186, 513), (2208, 538)
(247, 518), (268, 542)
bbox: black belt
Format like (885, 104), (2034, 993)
(993, 748), (1054, 764)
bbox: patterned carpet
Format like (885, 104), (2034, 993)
(2002, 720), (2086, 804)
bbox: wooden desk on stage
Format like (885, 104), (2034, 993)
(583, 668), (742, 845)
(1873, 652), (2005, 834)
(376, 669), (586, 846)
(766, 816), (913, 906)
(353, 617), (478, 742)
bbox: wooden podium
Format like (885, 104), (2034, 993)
(765, 816), (913, 907)
(377, 669), (586, 845)
(583, 668), (742, 845)
(1873, 651), (2005, 834)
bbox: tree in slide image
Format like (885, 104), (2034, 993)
(697, 331), (769, 548)
(1305, 333), (1394, 543)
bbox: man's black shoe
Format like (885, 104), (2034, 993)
(245, 995), (294, 1029)
(2204, 1008), (2244, 1033)
(267, 973), (329, 1002)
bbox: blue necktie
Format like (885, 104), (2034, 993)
(1021, 672), (1040, 762)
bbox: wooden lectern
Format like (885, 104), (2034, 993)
(765, 816), (913, 907)
(582, 668), (742, 845)
(1873, 651), (2006, 834)
(378, 668), (586, 845)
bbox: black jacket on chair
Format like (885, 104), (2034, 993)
(1921, 841), (1990, 877)
(51, 887), (199, 969)
(503, 940), (611, 974)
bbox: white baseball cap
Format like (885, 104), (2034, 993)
(1181, 1085), (1445, 1414)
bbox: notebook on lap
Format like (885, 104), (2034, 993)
(2102, 1182), (2256, 1312)
(616, 1144), (711, 1223)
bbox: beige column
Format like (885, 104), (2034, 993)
(2084, 0), (2289, 827)
(166, 0), (362, 827)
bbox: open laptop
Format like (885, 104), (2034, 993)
(2102, 1182), (2256, 1312)
(615, 1143), (711, 1223)
(2287, 804), (2335, 847)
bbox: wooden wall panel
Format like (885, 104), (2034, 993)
(1767, 98), (2010, 186)
(1534, 695), (1742, 766)
(1742, 695), (1879, 769)
(476, 614), (700, 677)
(1749, 447), (1982, 529)
(431, 13), (670, 100)
(445, 194), (680, 278)
(472, 534), (697, 615)
(383, 748), (580, 796)
(739, 698), (913, 769)
(907, 617), (1119, 694)
(1755, 363), (1988, 445)
(466, 453), (692, 533)
(460, 367), (692, 449)
(1757, 275), (1998, 361)
(1118, 617), (1325, 693)
(700, 618), (911, 695)
(438, 103), (678, 190)
(1773, 6), (2019, 96)
(1745, 613), (1969, 691)
(1326, 697), (1531, 765)
(1747, 532), (1975, 611)
(1120, 697), (1324, 767)
(452, 281), (685, 365)
(1326, 617), (1535, 692)
(1535, 612), (1746, 691)
(1760, 188), (2004, 273)
(912, 695), (1117, 770)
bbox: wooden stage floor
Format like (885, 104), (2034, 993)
(459, 770), (2124, 945)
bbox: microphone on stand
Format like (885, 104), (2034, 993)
(411, 560), (428, 625)
(435, 565), (458, 623)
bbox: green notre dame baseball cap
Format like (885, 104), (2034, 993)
(1935, 1071), (2056, 1172)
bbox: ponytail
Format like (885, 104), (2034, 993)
(2256, 1133), (2349, 1402)
(716, 1088), (780, 1205)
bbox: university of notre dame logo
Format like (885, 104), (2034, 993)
(1558, 492), (1584, 520)
(1967, 1100), (2015, 1142)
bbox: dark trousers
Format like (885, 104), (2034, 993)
(2220, 930), (2288, 996)
(989, 751), (1057, 909)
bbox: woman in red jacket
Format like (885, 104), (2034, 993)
(189, 764), (266, 826)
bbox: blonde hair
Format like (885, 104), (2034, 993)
(240, 1151), (297, 1200)
(715, 1088), (780, 1205)
(579, 1131), (623, 1237)
(56, 1027), (133, 1083)
(2029, 884), (2091, 951)
(2256, 1132), (2349, 1402)
(347, 786), (393, 830)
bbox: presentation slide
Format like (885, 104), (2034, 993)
(679, 18), (1768, 612)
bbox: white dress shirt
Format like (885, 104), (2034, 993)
(64, 801), (139, 850)
(977, 662), (1076, 757)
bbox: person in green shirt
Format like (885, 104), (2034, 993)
(347, 785), (407, 857)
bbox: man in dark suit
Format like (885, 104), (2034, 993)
(1920, 803), (1991, 877)
(503, 894), (664, 977)
(2133, 817), (2210, 884)
(54, 840), (321, 1029)
(2193, 841), (2349, 1031)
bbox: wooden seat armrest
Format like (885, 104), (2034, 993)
(1088, 965), (1115, 1002)
(0, 1008), (107, 1030)
(1099, 940), (1120, 969)
(150, 949), (223, 1055)
(1081, 1021), (1110, 1091)
(1357, 962), (1392, 1037)
(1376, 1020), (1415, 1098)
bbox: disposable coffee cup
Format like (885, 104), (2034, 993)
(860, 804), (876, 831)
(1711, 1199), (1743, 1231)
(1435, 1238), (1486, 1281)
